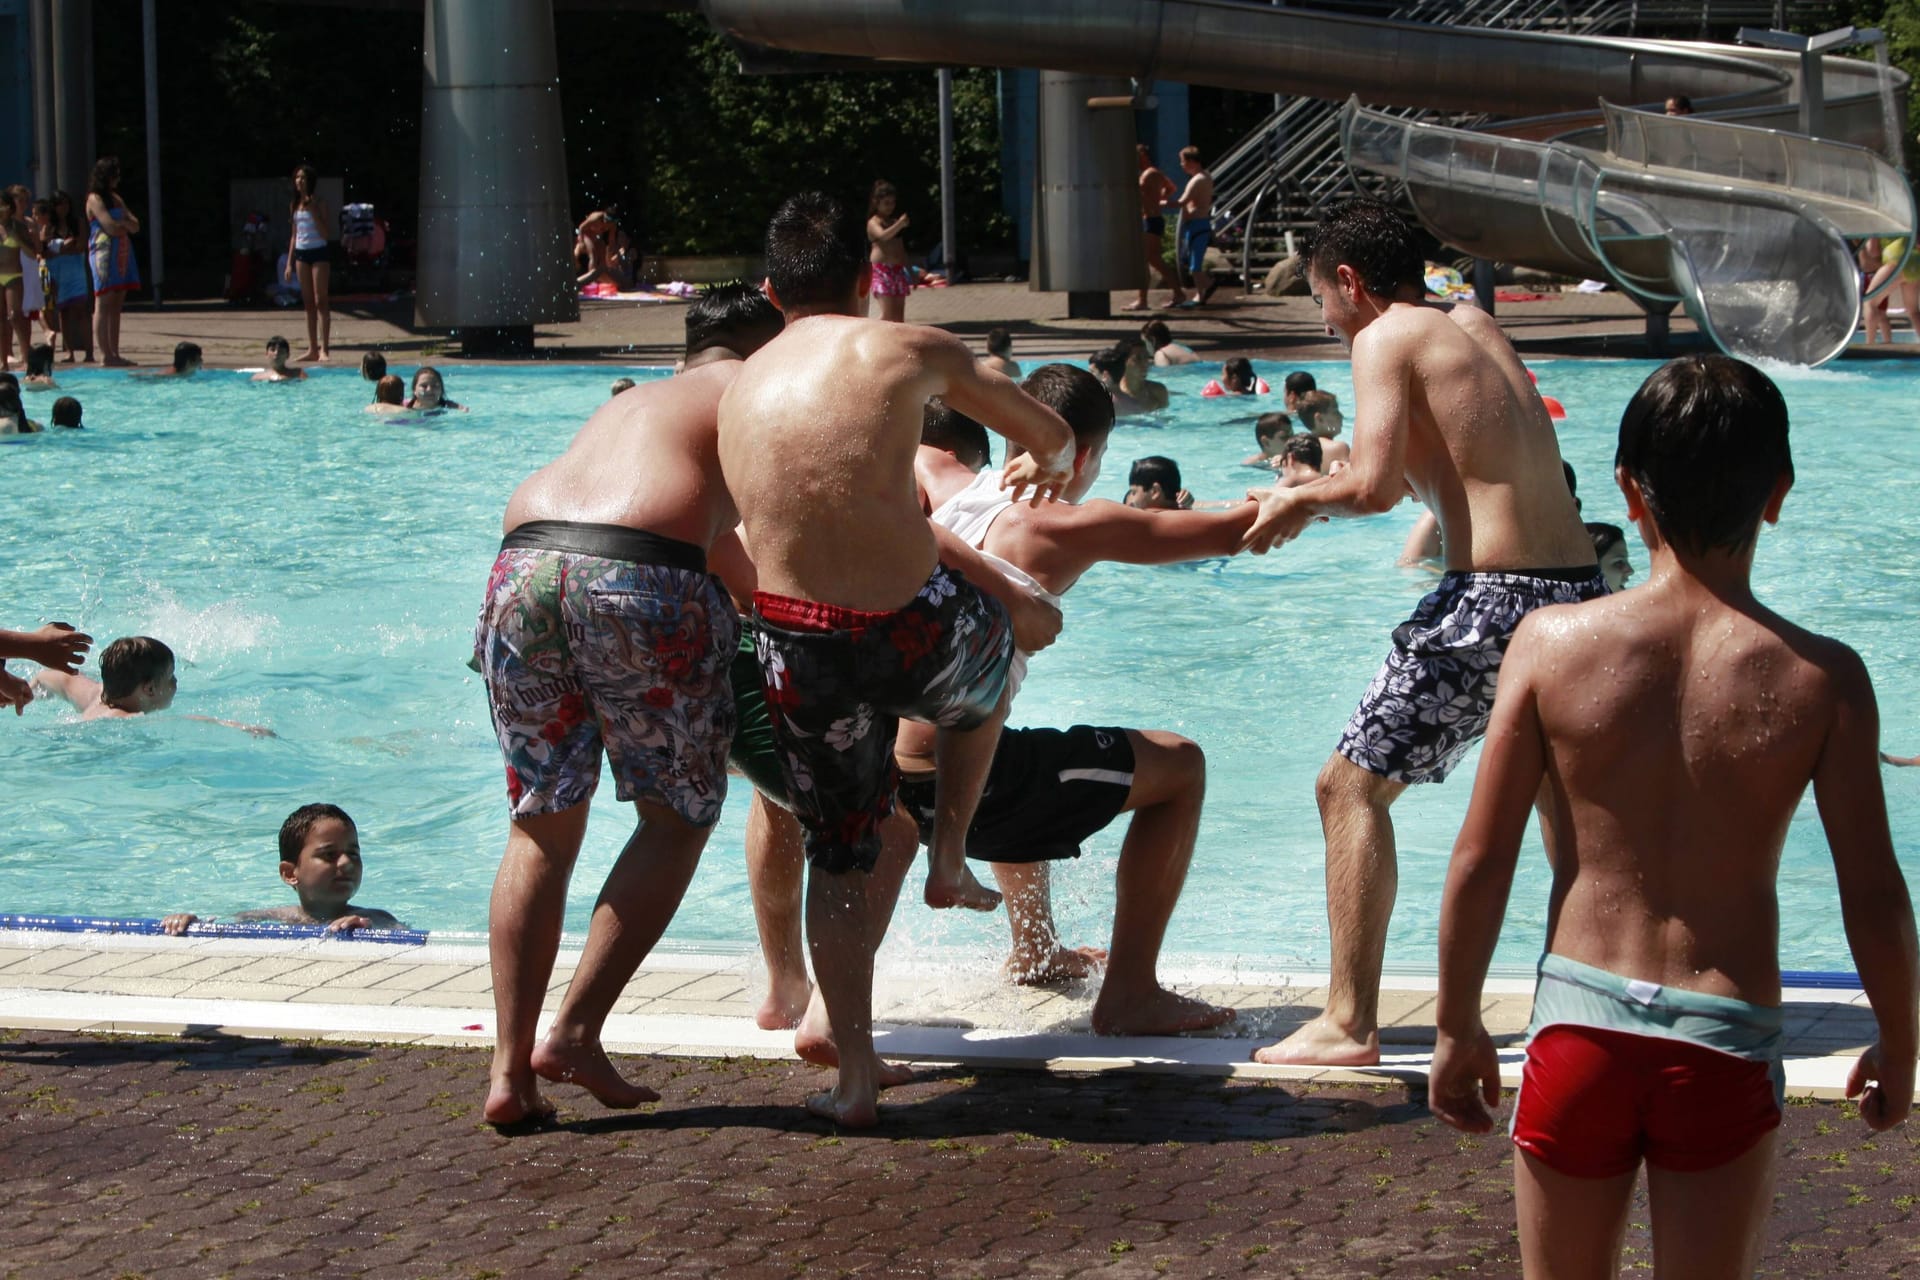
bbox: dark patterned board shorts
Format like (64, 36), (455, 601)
(753, 565), (1014, 874)
(1337, 568), (1608, 785)
(476, 544), (738, 827)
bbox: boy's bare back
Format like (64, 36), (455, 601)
(1505, 582), (1869, 1005)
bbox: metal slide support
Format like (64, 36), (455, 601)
(938, 67), (957, 277)
(49, 0), (92, 198)
(141, 0), (161, 305)
(1031, 70), (1137, 318)
(416, 0), (578, 354)
(28, 0), (54, 196)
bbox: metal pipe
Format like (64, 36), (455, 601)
(416, 0), (578, 349)
(141, 0), (162, 304)
(29, 0), (55, 197)
(938, 68), (956, 279)
(1031, 69), (1136, 315)
(50, 0), (94, 197)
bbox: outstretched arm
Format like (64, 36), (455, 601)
(0, 623), (92, 672)
(1814, 652), (1918, 1131)
(30, 668), (96, 710)
(1430, 620), (1547, 1133)
(930, 522), (1062, 655)
(1027, 498), (1257, 588)
(931, 340), (1075, 501)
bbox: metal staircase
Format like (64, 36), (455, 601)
(1206, 0), (1846, 289)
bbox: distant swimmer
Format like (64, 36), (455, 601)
(30, 634), (275, 736)
(404, 365), (464, 411)
(1244, 198), (1597, 1069)
(252, 335), (306, 383)
(1293, 389), (1350, 466)
(1142, 319), (1201, 367)
(162, 804), (407, 936)
(134, 341), (201, 379)
(1123, 455), (1186, 510)
(1243, 412), (1291, 468)
(1272, 433), (1323, 488)
(366, 374), (407, 414)
(979, 326), (1021, 381)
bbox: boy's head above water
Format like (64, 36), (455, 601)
(1615, 354), (1792, 558)
(1586, 521), (1633, 592)
(1125, 454), (1183, 510)
(278, 803), (362, 915)
(99, 636), (176, 712)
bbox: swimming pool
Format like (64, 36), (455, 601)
(2, 357), (1914, 975)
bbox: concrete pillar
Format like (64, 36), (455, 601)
(1030, 70), (1137, 318)
(416, 0), (577, 354)
(49, 0), (92, 197)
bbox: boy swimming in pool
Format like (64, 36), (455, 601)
(31, 635), (275, 735)
(718, 191), (1074, 1126)
(1427, 355), (1916, 1279)
(253, 336), (306, 382)
(161, 804), (406, 935)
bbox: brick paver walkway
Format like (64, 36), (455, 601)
(3, 1029), (1915, 1279)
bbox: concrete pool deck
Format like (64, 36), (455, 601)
(0, 931), (1884, 1099)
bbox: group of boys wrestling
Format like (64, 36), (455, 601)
(468, 189), (1915, 1273)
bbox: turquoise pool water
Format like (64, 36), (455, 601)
(2, 358), (1915, 973)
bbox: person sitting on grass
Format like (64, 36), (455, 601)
(31, 634), (274, 735)
(1242, 412), (1292, 467)
(253, 336), (306, 383)
(366, 375), (407, 415)
(406, 365), (465, 412)
(162, 804), (406, 936)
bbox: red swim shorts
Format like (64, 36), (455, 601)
(1512, 1024), (1782, 1178)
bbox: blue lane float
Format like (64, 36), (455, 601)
(0, 914), (430, 946)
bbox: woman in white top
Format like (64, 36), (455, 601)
(285, 164), (332, 362)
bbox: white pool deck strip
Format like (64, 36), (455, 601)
(0, 930), (1879, 1099)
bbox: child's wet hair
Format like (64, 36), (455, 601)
(1255, 412), (1291, 443)
(1296, 390), (1341, 434)
(986, 326), (1013, 357)
(922, 397), (992, 470)
(279, 803), (356, 864)
(266, 335), (290, 357)
(1141, 320), (1173, 350)
(172, 342), (201, 373)
(99, 636), (174, 701)
(51, 396), (82, 428)
(1284, 370), (1316, 398)
(360, 351), (387, 381)
(1023, 363), (1115, 446)
(375, 375), (404, 405)
(1088, 346), (1128, 382)
(1281, 433), (1323, 470)
(764, 192), (868, 311)
(1223, 358), (1256, 392)
(1585, 521), (1626, 559)
(1308, 198), (1425, 297)
(1129, 454), (1182, 495)
(1615, 355), (1792, 556)
(26, 344), (54, 377)
(683, 281), (781, 360)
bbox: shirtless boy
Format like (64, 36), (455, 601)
(163, 803), (407, 936)
(1428, 356), (1916, 1278)
(1128, 144), (1183, 312)
(1172, 146), (1216, 307)
(1245, 198), (1599, 1067)
(477, 283), (783, 1126)
(253, 336), (305, 382)
(718, 192), (1074, 1125)
(979, 327), (1021, 380)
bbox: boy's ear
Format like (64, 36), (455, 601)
(278, 859), (300, 889)
(761, 277), (786, 314)
(856, 262), (873, 300)
(1761, 470), (1792, 525)
(1615, 466), (1647, 522)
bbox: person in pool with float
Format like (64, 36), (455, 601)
(162, 804), (406, 936)
(1428, 354), (1915, 1278)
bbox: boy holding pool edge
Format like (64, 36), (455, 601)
(162, 804), (405, 935)
(1428, 355), (1916, 1277)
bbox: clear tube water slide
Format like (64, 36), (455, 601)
(700, 0), (1917, 365)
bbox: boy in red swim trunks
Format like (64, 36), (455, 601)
(1429, 355), (1917, 1278)
(719, 192), (1074, 1126)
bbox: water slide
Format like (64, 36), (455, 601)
(699, 0), (1916, 365)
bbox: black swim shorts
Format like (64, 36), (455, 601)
(1337, 567), (1608, 785)
(898, 724), (1136, 864)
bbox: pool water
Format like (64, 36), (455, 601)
(2, 357), (1915, 974)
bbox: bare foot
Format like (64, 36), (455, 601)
(1121, 299), (1149, 312)
(756, 974), (812, 1031)
(1006, 944), (1107, 987)
(924, 864), (1002, 911)
(296, 348), (321, 362)
(483, 1071), (557, 1126)
(1251, 1016), (1380, 1067)
(318, 348), (332, 362)
(1092, 985), (1236, 1036)
(806, 1086), (879, 1129)
(793, 993), (837, 1068)
(530, 1035), (659, 1108)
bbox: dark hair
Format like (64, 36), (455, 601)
(922, 397), (992, 470)
(30, 198), (50, 221)
(1308, 198), (1424, 297)
(1296, 389), (1342, 435)
(360, 351), (388, 381)
(1668, 94), (1694, 113)
(51, 396), (82, 428)
(291, 164), (318, 209)
(279, 802), (356, 864)
(1023, 363), (1115, 447)
(266, 335), (290, 356)
(89, 156), (121, 200)
(1178, 145), (1201, 166)
(27, 344), (54, 377)
(375, 374), (405, 405)
(171, 342), (201, 374)
(1088, 346), (1128, 381)
(1255, 412), (1292, 443)
(684, 281), (782, 359)
(99, 636), (173, 701)
(765, 192), (868, 311)
(1141, 320), (1175, 351)
(1563, 460), (1579, 504)
(49, 190), (77, 238)
(609, 377), (636, 398)
(0, 382), (24, 420)
(985, 326), (1012, 357)
(1129, 454), (1182, 494)
(1585, 521), (1626, 558)
(1281, 433), (1323, 470)
(867, 179), (898, 218)
(1222, 358), (1257, 393)
(1284, 370), (1317, 398)
(1615, 355), (1791, 556)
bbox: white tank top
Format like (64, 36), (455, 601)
(928, 468), (1065, 704)
(294, 208), (324, 250)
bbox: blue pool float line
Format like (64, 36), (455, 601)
(0, 913), (429, 946)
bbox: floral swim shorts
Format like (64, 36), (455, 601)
(1336, 566), (1607, 785)
(752, 565), (1013, 873)
(475, 521), (737, 827)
